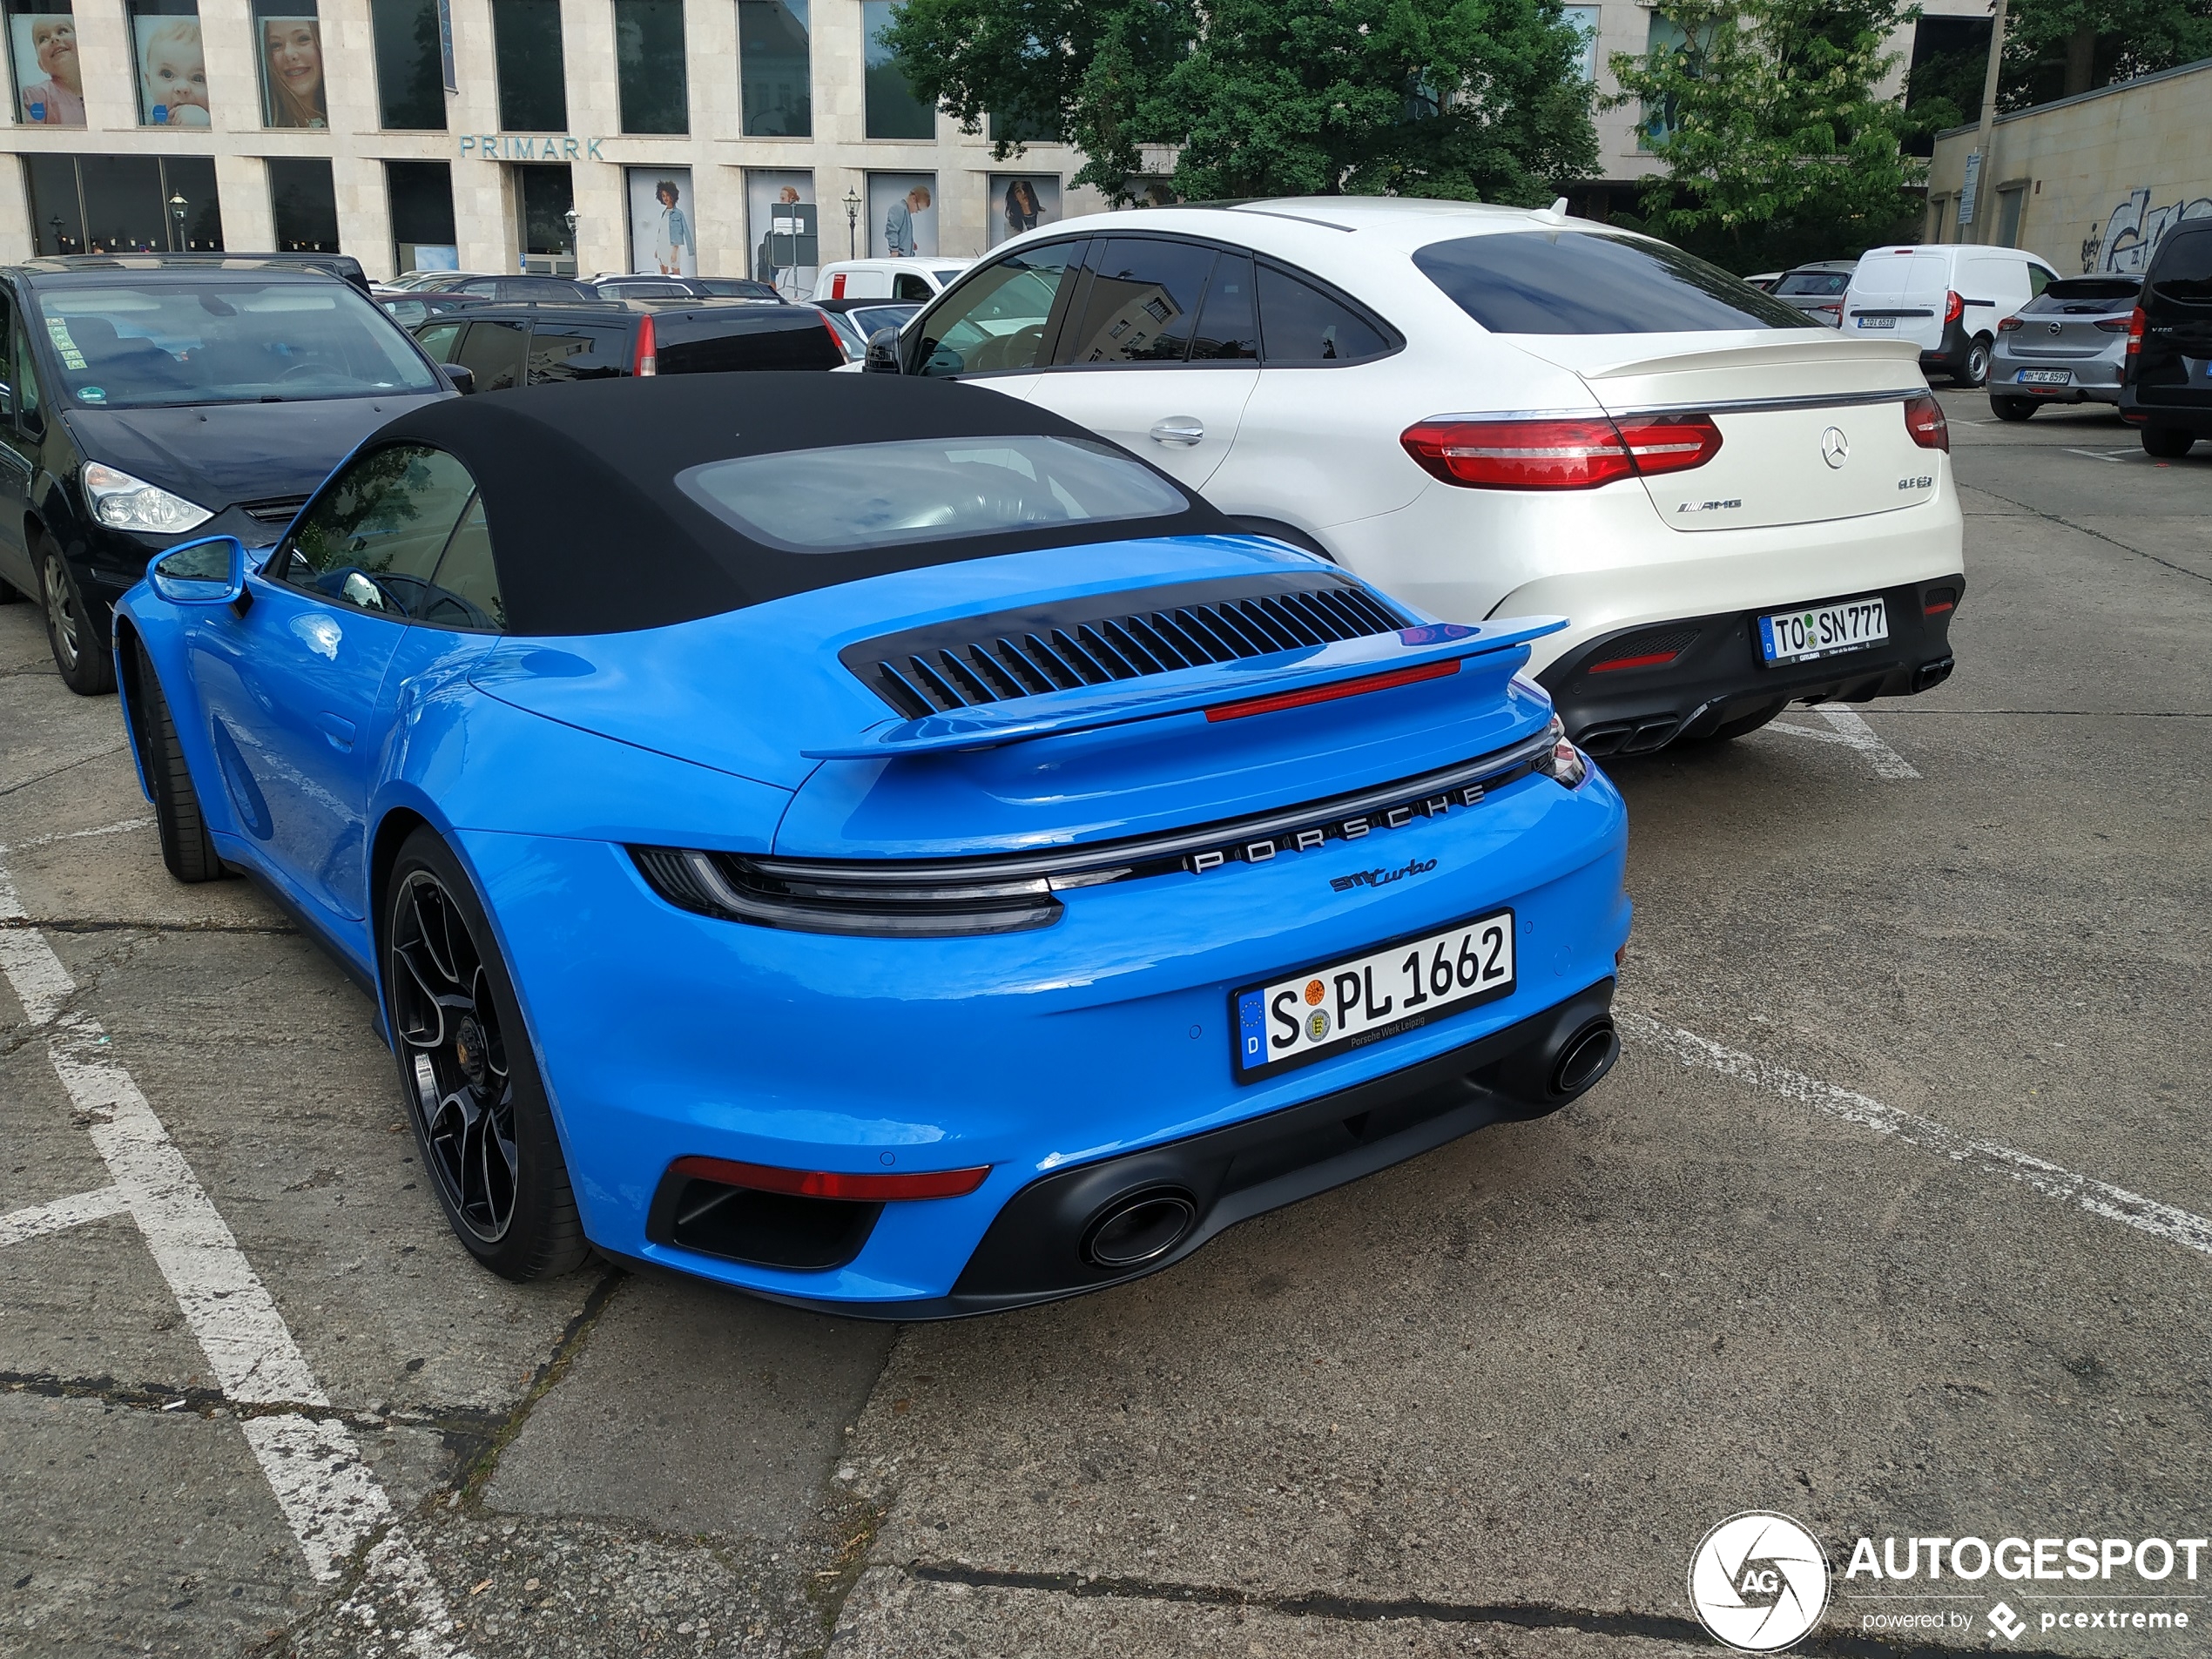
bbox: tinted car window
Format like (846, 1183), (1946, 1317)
(30, 280), (442, 408)
(1776, 270), (1849, 296)
(1256, 265), (1393, 364)
(676, 435), (1188, 553)
(454, 320), (529, 393)
(2148, 229), (2212, 307)
(272, 443), (477, 618)
(528, 321), (631, 383)
(695, 279), (778, 299)
(495, 278), (595, 300)
(655, 314), (843, 373)
(414, 320), (467, 361)
(1190, 252), (1258, 361)
(419, 493), (504, 630)
(894, 271), (934, 301)
(2021, 279), (2140, 314)
(1059, 238), (1215, 365)
(915, 242), (1084, 376)
(1413, 232), (1817, 334)
(602, 280), (689, 299)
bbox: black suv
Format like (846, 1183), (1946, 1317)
(2121, 221), (2212, 458)
(410, 299), (844, 389)
(0, 256), (455, 693)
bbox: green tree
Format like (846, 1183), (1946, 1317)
(877, 0), (1600, 206)
(2000, 0), (2212, 108)
(1605, 0), (1926, 273)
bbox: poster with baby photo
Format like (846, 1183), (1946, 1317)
(132, 7), (209, 126)
(257, 10), (327, 128)
(10, 8), (85, 127)
(867, 172), (935, 260)
(627, 168), (697, 277)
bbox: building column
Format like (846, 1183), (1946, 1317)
(215, 153), (277, 249)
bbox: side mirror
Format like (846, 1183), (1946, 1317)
(440, 362), (476, 395)
(862, 327), (903, 374)
(148, 535), (246, 605)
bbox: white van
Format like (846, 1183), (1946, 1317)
(1843, 245), (2060, 386)
(810, 259), (972, 302)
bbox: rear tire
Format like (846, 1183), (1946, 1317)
(2141, 425), (2196, 458)
(1683, 699), (1790, 745)
(129, 638), (228, 884)
(1954, 335), (1993, 388)
(1989, 395), (2037, 421)
(38, 535), (115, 695)
(381, 828), (589, 1282)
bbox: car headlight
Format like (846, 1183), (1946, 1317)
(83, 462), (213, 535)
(1533, 714), (1588, 789)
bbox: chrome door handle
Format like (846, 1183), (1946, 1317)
(1149, 416), (1205, 447)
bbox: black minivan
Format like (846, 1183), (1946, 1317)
(2121, 221), (2212, 458)
(411, 299), (844, 389)
(0, 255), (456, 692)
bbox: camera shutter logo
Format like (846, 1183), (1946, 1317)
(1688, 1512), (1831, 1652)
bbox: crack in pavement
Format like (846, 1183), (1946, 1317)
(450, 1265), (629, 1511)
(900, 1561), (2077, 1657)
(0, 743), (130, 798)
(1963, 479), (2212, 588)
(2, 1368), (509, 1438)
(0, 916), (300, 936)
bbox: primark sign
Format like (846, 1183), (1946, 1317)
(459, 135), (608, 160)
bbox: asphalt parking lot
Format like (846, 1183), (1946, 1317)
(3, 389), (2209, 1659)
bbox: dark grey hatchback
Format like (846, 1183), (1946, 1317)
(0, 256), (454, 693)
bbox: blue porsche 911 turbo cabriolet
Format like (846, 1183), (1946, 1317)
(112, 373), (1629, 1315)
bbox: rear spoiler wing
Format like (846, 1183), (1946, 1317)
(802, 618), (1567, 759)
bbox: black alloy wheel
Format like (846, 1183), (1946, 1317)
(2141, 425), (2196, 459)
(128, 637), (227, 883)
(383, 828), (587, 1280)
(39, 536), (115, 695)
(1989, 395), (2037, 422)
(1957, 336), (1993, 389)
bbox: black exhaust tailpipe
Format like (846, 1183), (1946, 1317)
(1081, 1188), (1198, 1269)
(1466, 980), (1620, 1121)
(1549, 1018), (1619, 1099)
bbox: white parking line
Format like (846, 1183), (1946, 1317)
(0, 854), (469, 1656)
(0, 1183), (128, 1247)
(2066, 448), (2127, 463)
(1766, 705), (1920, 779)
(1618, 1010), (2212, 1259)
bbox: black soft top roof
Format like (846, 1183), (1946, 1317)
(370, 373), (1232, 637)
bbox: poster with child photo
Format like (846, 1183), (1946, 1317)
(133, 11), (209, 125)
(10, 9), (84, 125)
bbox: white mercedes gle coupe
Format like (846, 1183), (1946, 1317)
(867, 198), (1964, 756)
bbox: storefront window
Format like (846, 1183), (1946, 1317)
(867, 171), (934, 258)
(861, 0), (930, 139)
(127, 0), (208, 127)
(371, 0), (446, 130)
(25, 153), (222, 253)
(269, 156), (339, 251)
(517, 162), (575, 269)
(386, 158), (456, 273)
(7, 0), (86, 128)
(737, 0), (806, 136)
(253, 0), (326, 127)
(492, 0), (564, 132)
(614, 0), (686, 134)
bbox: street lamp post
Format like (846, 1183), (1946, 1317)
(168, 192), (187, 253)
(563, 206), (580, 273)
(48, 213), (64, 256)
(844, 188), (861, 260)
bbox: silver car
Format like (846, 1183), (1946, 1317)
(1988, 276), (2141, 420)
(1769, 260), (1856, 326)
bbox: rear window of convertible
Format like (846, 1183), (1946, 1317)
(675, 435), (1188, 554)
(1413, 232), (1818, 334)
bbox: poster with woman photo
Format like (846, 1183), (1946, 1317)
(988, 175), (1060, 248)
(867, 172), (935, 260)
(627, 168), (697, 276)
(132, 10), (209, 125)
(259, 13), (325, 127)
(10, 9), (84, 125)
(745, 170), (815, 295)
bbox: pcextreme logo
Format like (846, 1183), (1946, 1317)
(1688, 1513), (1831, 1652)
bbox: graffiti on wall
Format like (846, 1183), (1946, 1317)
(2080, 187), (2212, 273)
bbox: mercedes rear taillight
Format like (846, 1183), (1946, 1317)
(1943, 290), (1965, 326)
(1903, 392), (1949, 451)
(631, 313), (658, 376)
(1399, 414), (1722, 490)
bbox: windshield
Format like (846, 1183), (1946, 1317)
(1776, 270), (1850, 296)
(677, 435), (1187, 554)
(1413, 232), (1817, 334)
(35, 280), (441, 408)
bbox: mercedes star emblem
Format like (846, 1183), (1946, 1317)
(1820, 427), (1850, 469)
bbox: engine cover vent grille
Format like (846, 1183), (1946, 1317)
(845, 574), (1412, 718)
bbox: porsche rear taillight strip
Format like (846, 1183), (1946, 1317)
(1203, 658), (1460, 722)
